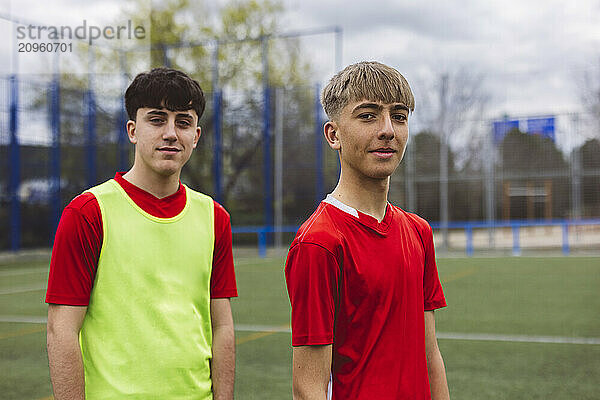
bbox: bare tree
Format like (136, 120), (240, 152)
(579, 62), (600, 139)
(413, 67), (491, 169)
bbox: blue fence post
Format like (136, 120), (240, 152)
(314, 83), (324, 204)
(211, 42), (223, 204)
(258, 231), (267, 258)
(9, 75), (20, 251)
(263, 86), (272, 230)
(213, 89), (223, 204)
(465, 225), (473, 256)
(118, 51), (129, 172)
(562, 222), (570, 255)
(262, 37), (273, 235)
(86, 89), (97, 187)
(118, 96), (128, 171)
(50, 76), (61, 238)
(512, 223), (521, 256)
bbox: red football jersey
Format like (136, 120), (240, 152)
(285, 196), (446, 399)
(46, 172), (237, 305)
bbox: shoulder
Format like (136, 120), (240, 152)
(292, 203), (342, 251)
(182, 186), (217, 215)
(392, 205), (432, 232)
(184, 186), (213, 202)
(213, 200), (230, 220)
(65, 192), (99, 216)
(212, 200), (231, 235)
(390, 205), (434, 248)
(56, 192), (102, 239)
(66, 192), (98, 210)
(286, 205), (342, 276)
(85, 179), (118, 197)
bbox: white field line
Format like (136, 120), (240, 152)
(436, 332), (600, 345)
(0, 266), (48, 277)
(3, 318), (598, 346)
(0, 315), (48, 324)
(236, 324), (291, 333)
(234, 324), (600, 345)
(0, 283), (46, 295)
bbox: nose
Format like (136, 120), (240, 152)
(162, 119), (178, 142)
(378, 113), (395, 140)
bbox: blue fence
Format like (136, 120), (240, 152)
(1, 75), (600, 254)
(0, 75), (329, 251)
(235, 219), (600, 258)
(428, 218), (600, 257)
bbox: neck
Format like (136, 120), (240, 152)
(122, 165), (180, 199)
(330, 168), (390, 222)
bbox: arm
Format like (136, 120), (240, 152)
(292, 345), (332, 400)
(211, 298), (235, 400)
(425, 310), (450, 400)
(285, 242), (339, 400)
(47, 304), (87, 400)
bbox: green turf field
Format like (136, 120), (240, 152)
(1, 254), (599, 399)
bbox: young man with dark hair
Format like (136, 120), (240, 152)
(46, 67), (237, 399)
(285, 61), (450, 399)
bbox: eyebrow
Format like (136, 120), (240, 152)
(391, 104), (410, 112)
(352, 103), (382, 113)
(145, 109), (194, 119)
(351, 103), (409, 114)
(146, 110), (168, 117)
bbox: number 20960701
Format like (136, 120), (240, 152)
(18, 42), (72, 53)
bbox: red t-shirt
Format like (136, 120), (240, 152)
(46, 172), (237, 305)
(285, 196), (446, 400)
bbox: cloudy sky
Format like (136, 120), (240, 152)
(1, 0), (599, 121)
(281, 0), (600, 118)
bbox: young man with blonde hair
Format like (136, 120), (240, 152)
(285, 61), (450, 399)
(46, 68), (237, 399)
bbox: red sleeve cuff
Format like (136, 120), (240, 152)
(45, 294), (90, 306)
(424, 299), (447, 311)
(210, 289), (238, 299)
(291, 334), (334, 347)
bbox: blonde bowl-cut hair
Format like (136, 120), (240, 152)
(321, 61), (415, 120)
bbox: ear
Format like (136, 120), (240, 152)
(126, 120), (137, 144)
(323, 120), (341, 150)
(192, 126), (201, 148)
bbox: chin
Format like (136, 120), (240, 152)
(369, 173), (393, 180)
(360, 169), (391, 180)
(368, 166), (398, 179)
(154, 164), (181, 177)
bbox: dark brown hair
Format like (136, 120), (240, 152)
(125, 67), (205, 122)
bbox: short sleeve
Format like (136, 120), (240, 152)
(210, 201), (238, 298)
(46, 193), (102, 305)
(422, 223), (447, 311)
(285, 242), (341, 346)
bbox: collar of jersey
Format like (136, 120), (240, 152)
(323, 194), (392, 234)
(110, 179), (190, 223)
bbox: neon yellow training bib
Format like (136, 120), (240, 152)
(81, 179), (215, 399)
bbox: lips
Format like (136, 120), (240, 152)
(157, 146), (181, 154)
(369, 148), (397, 158)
